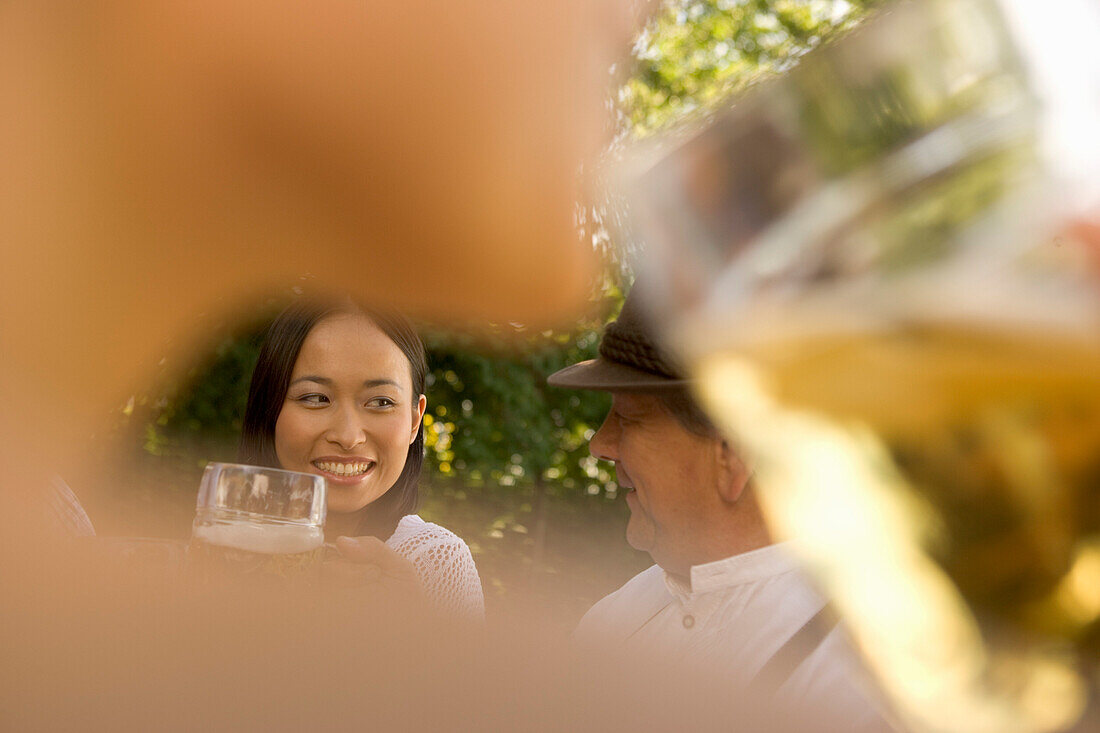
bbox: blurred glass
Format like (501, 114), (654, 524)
(189, 463), (326, 583)
(618, 0), (1100, 731)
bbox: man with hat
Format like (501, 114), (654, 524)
(548, 285), (890, 730)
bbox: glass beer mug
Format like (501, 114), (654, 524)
(617, 0), (1100, 731)
(189, 463), (327, 582)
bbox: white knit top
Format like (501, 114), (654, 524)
(386, 514), (485, 620)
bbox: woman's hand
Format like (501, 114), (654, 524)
(321, 536), (423, 605)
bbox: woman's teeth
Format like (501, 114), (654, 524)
(315, 461), (371, 476)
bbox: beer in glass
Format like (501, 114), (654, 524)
(618, 0), (1100, 730)
(189, 462), (326, 582)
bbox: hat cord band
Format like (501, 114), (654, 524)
(599, 330), (682, 380)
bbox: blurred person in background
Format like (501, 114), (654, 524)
(549, 286), (892, 731)
(0, 0), (650, 543)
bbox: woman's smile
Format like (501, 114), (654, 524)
(312, 457), (376, 483)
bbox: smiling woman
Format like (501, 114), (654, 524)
(273, 312), (426, 518)
(238, 296), (484, 618)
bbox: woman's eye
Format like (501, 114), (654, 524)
(298, 393), (329, 405)
(367, 397), (396, 409)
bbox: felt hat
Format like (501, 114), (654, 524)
(547, 285), (688, 391)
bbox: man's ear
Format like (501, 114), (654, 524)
(716, 438), (752, 504)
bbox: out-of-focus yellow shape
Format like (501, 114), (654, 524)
(1055, 541), (1100, 626)
(694, 355), (1089, 733)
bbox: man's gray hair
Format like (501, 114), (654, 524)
(655, 387), (720, 439)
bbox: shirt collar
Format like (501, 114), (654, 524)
(663, 542), (801, 601)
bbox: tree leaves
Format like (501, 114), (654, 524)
(621, 0), (883, 136)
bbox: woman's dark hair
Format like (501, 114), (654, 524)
(239, 296), (427, 540)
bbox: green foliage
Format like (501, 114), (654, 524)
(133, 310), (275, 466)
(421, 308), (615, 496)
(621, 0), (884, 136)
(159, 334), (265, 443)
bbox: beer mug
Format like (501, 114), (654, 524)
(189, 463), (327, 582)
(617, 0), (1100, 731)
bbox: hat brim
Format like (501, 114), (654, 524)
(546, 357), (689, 391)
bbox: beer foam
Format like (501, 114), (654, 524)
(192, 522), (324, 555)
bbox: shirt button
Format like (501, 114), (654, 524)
(682, 615), (695, 629)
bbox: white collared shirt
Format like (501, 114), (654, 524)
(574, 543), (890, 731)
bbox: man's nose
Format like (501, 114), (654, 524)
(588, 413), (619, 462)
(326, 404), (366, 450)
